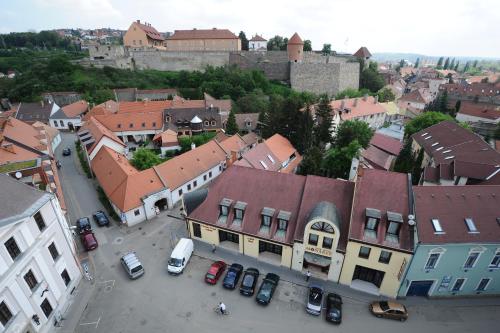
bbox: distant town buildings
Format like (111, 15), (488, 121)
(249, 35), (267, 51)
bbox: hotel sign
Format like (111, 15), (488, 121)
(202, 224), (217, 232)
(304, 246), (332, 257)
(398, 258), (407, 281)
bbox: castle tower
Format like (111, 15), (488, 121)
(287, 32), (304, 63)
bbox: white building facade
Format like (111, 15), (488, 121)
(0, 175), (81, 333)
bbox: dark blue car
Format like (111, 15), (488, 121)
(222, 263), (244, 289)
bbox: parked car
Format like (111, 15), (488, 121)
(325, 293), (342, 324)
(62, 147), (71, 156)
(369, 301), (408, 321)
(81, 230), (98, 251)
(76, 217), (91, 234)
(239, 268), (260, 296)
(205, 261), (227, 284)
(222, 263), (244, 289)
(92, 210), (110, 227)
(306, 284), (324, 316)
(256, 273), (280, 305)
(120, 252), (144, 279)
(167, 238), (194, 275)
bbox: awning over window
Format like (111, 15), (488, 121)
(277, 210), (291, 221)
(234, 201), (247, 211)
(366, 208), (381, 219)
(261, 207), (275, 217)
(220, 198), (233, 207)
(303, 252), (331, 267)
(387, 211), (403, 223)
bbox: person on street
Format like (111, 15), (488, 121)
(305, 270), (311, 282)
(211, 243), (216, 253)
(218, 302), (227, 315)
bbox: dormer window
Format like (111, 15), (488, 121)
(311, 222), (334, 233)
(117, 124), (121, 129)
(364, 208), (381, 239)
(232, 201), (247, 227)
(218, 198), (232, 225)
(431, 218), (445, 234)
(260, 207), (275, 234)
(385, 211), (403, 243)
(129, 123), (134, 128)
(275, 210), (291, 238)
(165, 115), (171, 123)
(204, 121), (209, 126)
(211, 120), (216, 126)
(465, 218), (479, 233)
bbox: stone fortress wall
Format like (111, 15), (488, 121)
(86, 44), (360, 96)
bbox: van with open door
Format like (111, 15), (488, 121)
(167, 238), (194, 274)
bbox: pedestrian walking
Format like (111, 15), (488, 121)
(305, 270), (311, 282)
(211, 243), (216, 253)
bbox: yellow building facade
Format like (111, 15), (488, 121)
(339, 241), (412, 298)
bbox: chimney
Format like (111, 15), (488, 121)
(363, 94), (368, 101)
(136, 20), (140, 24)
(374, 95), (379, 104)
(353, 98), (358, 107)
(191, 143), (196, 150)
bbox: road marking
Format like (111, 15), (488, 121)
(79, 316), (100, 328)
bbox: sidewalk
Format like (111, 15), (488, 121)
(192, 239), (500, 308)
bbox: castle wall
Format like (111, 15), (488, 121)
(229, 51), (290, 81)
(130, 50), (230, 71)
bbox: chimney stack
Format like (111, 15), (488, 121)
(353, 98), (358, 107)
(363, 94), (368, 101)
(136, 20), (140, 24)
(374, 95), (379, 104)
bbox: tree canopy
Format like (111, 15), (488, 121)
(130, 148), (163, 171)
(376, 87), (396, 102)
(334, 120), (374, 149)
(404, 112), (454, 138)
(225, 111), (239, 135)
(360, 62), (385, 93)
(303, 40), (312, 52)
(238, 31), (249, 51)
(267, 35), (288, 51)
(313, 95), (334, 147)
(321, 44), (331, 55)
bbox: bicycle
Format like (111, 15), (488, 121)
(213, 306), (230, 316)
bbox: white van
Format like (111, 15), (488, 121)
(120, 252), (144, 279)
(167, 238), (194, 274)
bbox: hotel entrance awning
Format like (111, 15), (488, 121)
(303, 252), (331, 268)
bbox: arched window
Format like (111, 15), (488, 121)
(311, 221), (334, 233)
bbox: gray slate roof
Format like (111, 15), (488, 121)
(0, 174), (52, 227)
(307, 201), (342, 230)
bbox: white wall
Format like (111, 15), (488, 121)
(89, 137), (126, 160)
(50, 117), (83, 130)
(249, 41), (267, 50)
(51, 133), (62, 152)
(171, 162), (224, 205)
(0, 196), (81, 333)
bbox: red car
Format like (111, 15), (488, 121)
(81, 230), (98, 251)
(205, 261), (226, 284)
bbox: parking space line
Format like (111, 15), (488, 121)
(79, 316), (100, 328)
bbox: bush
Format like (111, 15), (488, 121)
(75, 140), (91, 178)
(96, 186), (119, 221)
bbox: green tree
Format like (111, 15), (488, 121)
(412, 148), (424, 184)
(321, 44), (331, 55)
(449, 58), (455, 71)
(238, 31), (249, 51)
(360, 62), (385, 93)
(399, 59), (405, 69)
(298, 146), (323, 176)
(335, 88), (371, 100)
(443, 57), (450, 70)
(463, 61), (471, 73)
(494, 124), (500, 140)
(404, 111), (454, 139)
(414, 57), (420, 68)
(334, 120), (373, 149)
(225, 110), (239, 135)
(436, 57), (444, 69)
(296, 107), (315, 154)
(267, 35), (287, 50)
(454, 61), (459, 72)
(376, 87), (396, 102)
(322, 140), (362, 179)
(394, 140), (416, 173)
(130, 148), (162, 171)
(313, 95), (334, 147)
(472, 60), (478, 68)
(303, 40), (312, 52)
(236, 91), (269, 114)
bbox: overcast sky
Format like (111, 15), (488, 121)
(1, 0), (499, 58)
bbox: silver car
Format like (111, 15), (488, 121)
(306, 284), (324, 316)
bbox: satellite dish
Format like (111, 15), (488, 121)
(408, 214), (415, 220)
(15, 172), (22, 179)
(408, 219), (416, 226)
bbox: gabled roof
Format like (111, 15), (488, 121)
(361, 145), (394, 170)
(217, 134), (248, 153)
(16, 102), (54, 123)
(133, 21), (165, 41)
(457, 101), (500, 120)
(288, 33), (303, 45)
(241, 132), (259, 146)
(250, 34), (267, 42)
(168, 28), (238, 40)
(62, 100), (88, 118)
(94, 112), (163, 131)
(328, 96), (387, 120)
(154, 140), (227, 190)
(414, 185), (500, 244)
(78, 117), (125, 154)
(264, 134), (297, 163)
(353, 47), (372, 58)
(370, 133), (403, 156)
(0, 117), (48, 153)
(234, 142), (280, 171)
(399, 88), (433, 104)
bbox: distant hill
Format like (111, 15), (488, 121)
(372, 52), (500, 64)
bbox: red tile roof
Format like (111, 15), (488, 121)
(61, 100), (88, 118)
(250, 34), (267, 42)
(414, 185), (500, 244)
(328, 96), (387, 120)
(399, 88), (433, 104)
(457, 101), (500, 120)
(168, 29), (238, 40)
(353, 47), (372, 58)
(349, 169), (412, 252)
(370, 133), (403, 156)
(361, 145), (394, 170)
(134, 21), (165, 41)
(440, 82), (500, 97)
(79, 117), (125, 154)
(288, 33), (303, 45)
(94, 112), (163, 131)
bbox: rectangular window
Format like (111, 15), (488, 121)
(431, 219), (444, 233)
(366, 217), (378, 230)
(464, 252), (480, 269)
(59, 120), (64, 127)
(278, 219), (287, 231)
(235, 209), (243, 220)
(48, 242), (59, 261)
(387, 221), (400, 235)
(209, 171), (212, 178)
(425, 253), (440, 269)
(379, 250), (392, 264)
(192, 223), (201, 238)
(134, 210), (140, 216)
(203, 175), (207, 181)
(262, 214), (271, 227)
(34, 211), (46, 232)
(464, 218), (478, 233)
(219, 230), (239, 244)
(53, 121), (58, 127)
(476, 278), (491, 291)
(322, 237), (333, 249)
(308, 234), (318, 246)
(193, 181), (197, 188)
(187, 184), (191, 191)
(490, 251), (500, 268)
(219, 166), (222, 171)
(117, 124), (121, 129)
(40, 299), (53, 318)
(451, 278), (465, 291)
(129, 123), (133, 128)
(258, 240), (282, 255)
(141, 122), (145, 127)
(0, 302), (13, 326)
(152, 122), (156, 127)
(61, 269), (71, 286)
(220, 205), (228, 216)
(24, 270), (38, 290)
(358, 246), (371, 259)
(178, 189), (183, 196)
(5, 237), (21, 260)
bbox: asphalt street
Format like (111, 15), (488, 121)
(55, 133), (500, 333)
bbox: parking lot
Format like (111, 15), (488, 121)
(55, 133), (500, 333)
